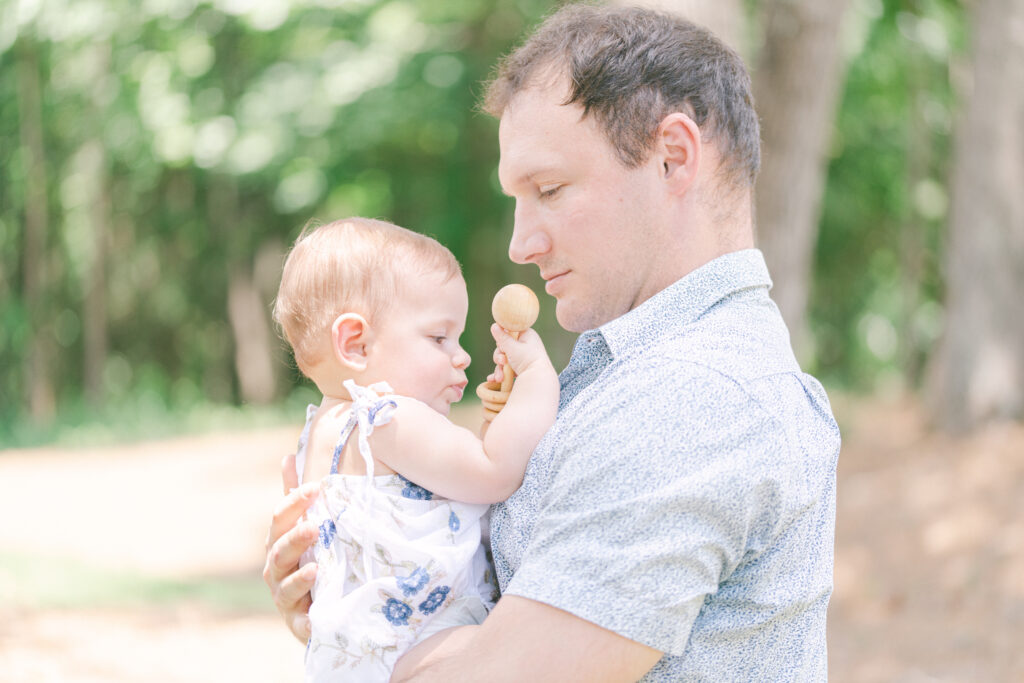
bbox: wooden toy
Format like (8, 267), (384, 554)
(475, 284), (539, 423)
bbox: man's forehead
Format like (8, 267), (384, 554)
(497, 88), (590, 183)
(497, 130), (563, 191)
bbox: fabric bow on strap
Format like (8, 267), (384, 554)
(336, 380), (399, 581)
(329, 380), (398, 478)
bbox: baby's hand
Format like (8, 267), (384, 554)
(491, 324), (550, 377)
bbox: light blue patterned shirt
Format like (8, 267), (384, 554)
(490, 249), (840, 681)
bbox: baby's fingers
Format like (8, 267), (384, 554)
(492, 323), (544, 374)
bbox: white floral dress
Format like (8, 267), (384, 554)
(297, 380), (496, 682)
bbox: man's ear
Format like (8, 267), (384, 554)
(331, 313), (372, 371)
(657, 112), (702, 195)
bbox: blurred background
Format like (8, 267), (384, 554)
(1, 0), (1021, 681)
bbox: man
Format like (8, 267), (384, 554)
(265, 5), (840, 681)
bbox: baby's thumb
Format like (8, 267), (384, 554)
(492, 323), (522, 353)
(491, 323), (513, 346)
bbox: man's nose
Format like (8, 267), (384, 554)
(508, 202), (551, 264)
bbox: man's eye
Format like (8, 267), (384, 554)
(539, 185), (561, 198)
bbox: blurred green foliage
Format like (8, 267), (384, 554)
(0, 0), (967, 446)
(813, 0), (963, 390)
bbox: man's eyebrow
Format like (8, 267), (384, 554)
(500, 166), (561, 195)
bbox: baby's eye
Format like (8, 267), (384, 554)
(430, 336), (447, 344)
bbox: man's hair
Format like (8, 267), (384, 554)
(273, 217), (461, 375)
(482, 3), (760, 189)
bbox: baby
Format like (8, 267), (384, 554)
(273, 217), (558, 681)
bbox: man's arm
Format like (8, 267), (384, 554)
(390, 595), (663, 683)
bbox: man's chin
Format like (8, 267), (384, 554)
(555, 300), (595, 333)
(556, 295), (624, 332)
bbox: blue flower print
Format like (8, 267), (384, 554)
(418, 586), (450, 615)
(397, 474), (433, 501)
(397, 567), (430, 596)
(448, 510), (460, 532)
(318, 519), (336, 548)
(383, 598), (413, 626)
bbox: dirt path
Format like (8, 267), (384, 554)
(0, 427), (302, 682)
(826, 397), (1024, 682)
(1, 398), (1021, 682)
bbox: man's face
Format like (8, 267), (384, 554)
(498, 81), (668, 333)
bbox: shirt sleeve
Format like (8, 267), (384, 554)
(501, 359), (790, 656)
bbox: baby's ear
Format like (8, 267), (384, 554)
(331, 313), (372, 370)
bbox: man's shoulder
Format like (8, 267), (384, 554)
(601, 303), (829, 389)
(565, 349), (782, 464)
(605, 327), (785, 404)
(568, 326), (836, 470)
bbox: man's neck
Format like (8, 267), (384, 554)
(651, 205), (755, 306)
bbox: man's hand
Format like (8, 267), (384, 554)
(262, 453), (319, 642)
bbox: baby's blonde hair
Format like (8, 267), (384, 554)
(273, 217), (461, 375)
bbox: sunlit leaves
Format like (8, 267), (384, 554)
(3, 0), (969, 438)
(1, 0), (537, 440)
(813, 0), (965, 389)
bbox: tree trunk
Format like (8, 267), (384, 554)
(15, 38), (56, 421)
(82, 145), (110, 404)
(253, 238), (287, 392)
(82, 43), (113, 404)
(752, 0), (852, 363)
(210, 176), (278, 405)
(926, 0), (1024, 432)
(227, 266), (278, 405)
(898, 45), (931, 389)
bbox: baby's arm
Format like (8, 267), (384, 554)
(371, 327), (558, 504)
(479, 324), (559, 473)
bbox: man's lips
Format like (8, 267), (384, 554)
(542, 270), (569, 295)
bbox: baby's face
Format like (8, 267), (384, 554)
(366, 271), (471, 415)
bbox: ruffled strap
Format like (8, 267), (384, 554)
(333, 380), (399, 581)
(294, 403), (319, 485)
(329, 380), (398, 478)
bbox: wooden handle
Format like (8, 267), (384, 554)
(500, 334), (519, 394)
(477, 284), (540, 427)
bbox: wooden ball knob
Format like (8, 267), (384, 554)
(480, 284), (539, 427)
(492, 284), (539, 334)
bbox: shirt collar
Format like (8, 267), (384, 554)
(597, 249), (773, 359)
